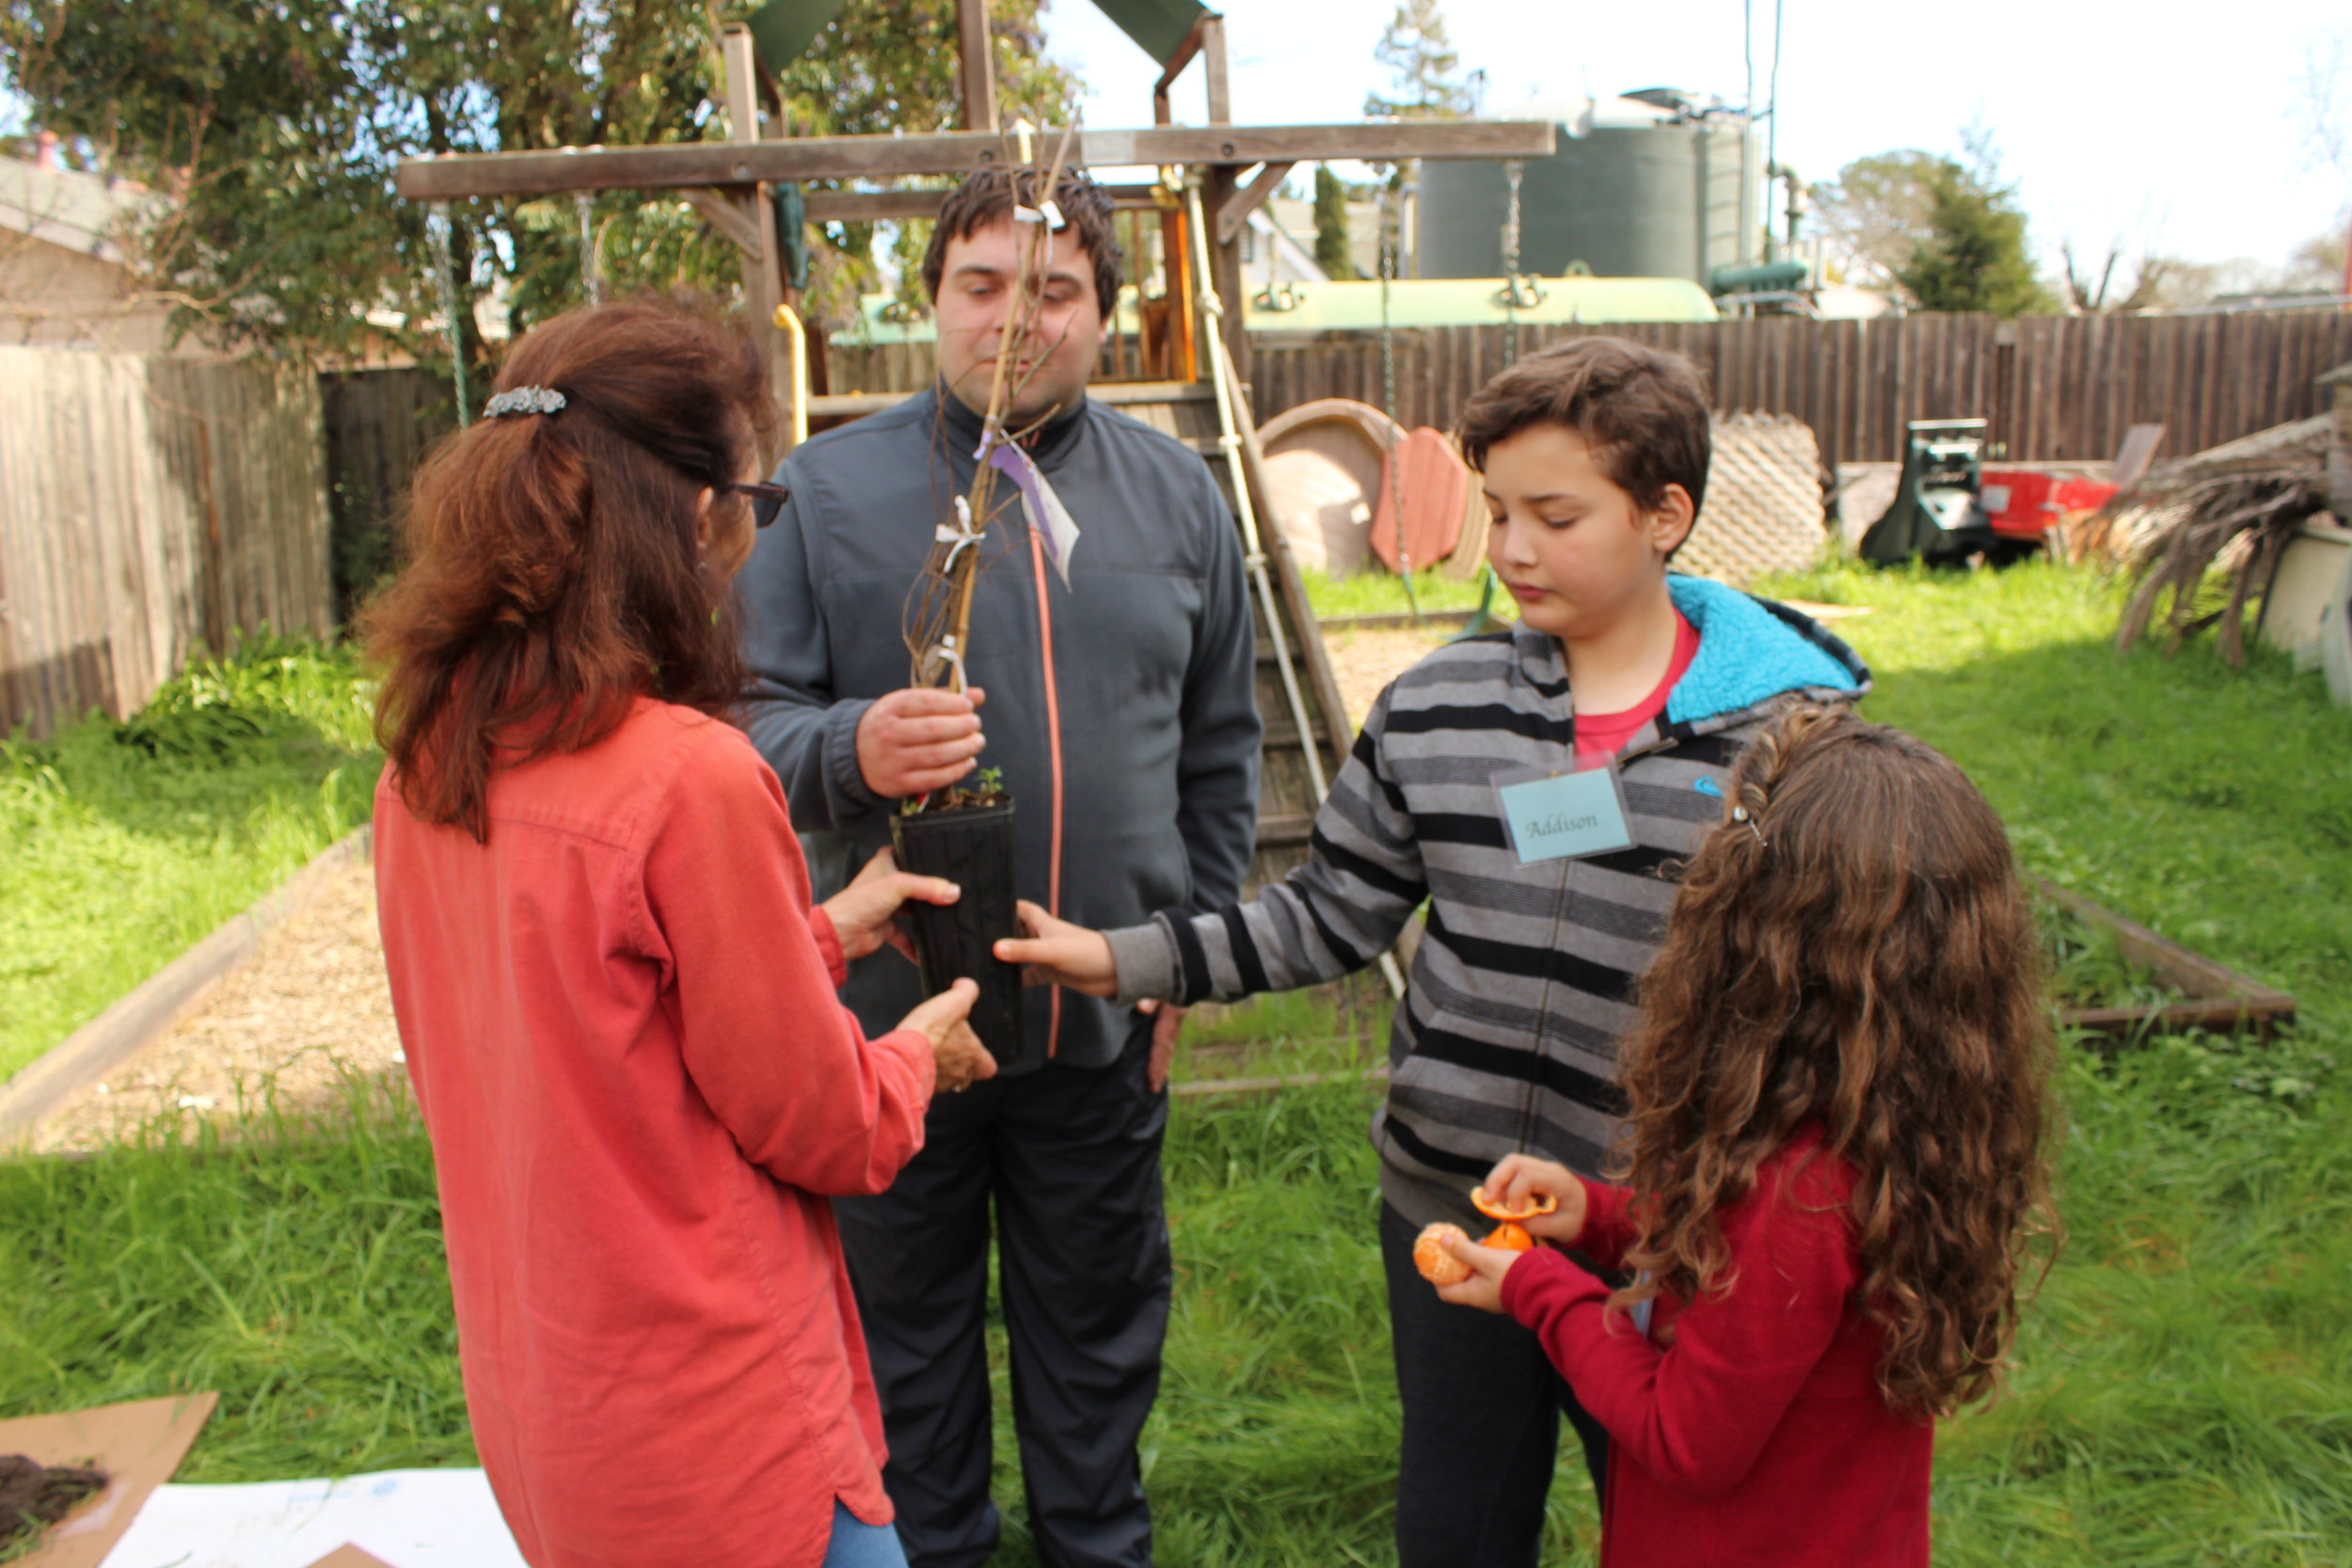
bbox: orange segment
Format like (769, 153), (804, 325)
(1413, 1223), (1473, 1285)
(1482, 1222), (1535, 1251)
(1470, 1185), (1560, 1223)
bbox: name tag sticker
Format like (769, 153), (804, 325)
(1495, 766), (1636, 864)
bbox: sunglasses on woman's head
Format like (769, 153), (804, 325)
(720, 481), (791, 529)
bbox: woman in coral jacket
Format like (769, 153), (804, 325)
(367, 300), (994, 1568)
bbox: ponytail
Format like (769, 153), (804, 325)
(364, 297), (779, 841)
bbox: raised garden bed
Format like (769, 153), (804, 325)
(2041, 878), (2296, 1042)
(1173, 881), (2296, 1100)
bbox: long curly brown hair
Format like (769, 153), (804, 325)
(364, 298), (777, 841)
(1613, 705), (2057, 1420)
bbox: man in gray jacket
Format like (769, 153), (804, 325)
(737, 168), (1261, 1568)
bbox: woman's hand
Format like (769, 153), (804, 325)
(896, 978), (996, 1094)
(1483, 1153), (1589, 1246)
(821, 847), (961, 964)
(991, 901), (1119, 997)
(1435, 1233), (1523, 1314)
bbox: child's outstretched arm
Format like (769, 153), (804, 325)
(1001, 685), (1431, 1008)
(994, 902), (1119, 995)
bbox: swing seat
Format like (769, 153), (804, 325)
(1258, 399), (1406, 577)
(1369, 426), (1480, 578)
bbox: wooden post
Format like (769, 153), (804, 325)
(1199, 16), (1248, 389)
(1200, 15), (1230, 124)
(1203, 166), (1249, 389)
(958, 0), (997, 134)
(722, 24), (795, 447)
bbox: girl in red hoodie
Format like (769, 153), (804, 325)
(1430, 705), (2057, 1568)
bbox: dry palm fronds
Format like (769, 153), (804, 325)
(2107, 416), (2334, 663)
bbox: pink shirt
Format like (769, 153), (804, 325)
(374, 698), (933, 1568)
(1574, 611), (1701, 768)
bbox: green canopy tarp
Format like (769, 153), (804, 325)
(744, 0), (1206, 72)
(1092, 0), (1209, 64)
(741, 0), (850, 73)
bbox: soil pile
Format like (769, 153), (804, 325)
(0, 1452), (107, 1547)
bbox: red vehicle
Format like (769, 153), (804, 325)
(1978, 468), (2121, 538)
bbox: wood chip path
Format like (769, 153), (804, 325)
(32, 862), (405, 1154)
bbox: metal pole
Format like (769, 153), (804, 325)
(1764, 0), (1783, 261)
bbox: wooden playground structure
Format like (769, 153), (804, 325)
(391, 2), (1552, 911)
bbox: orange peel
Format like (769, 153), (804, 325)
(1482, 1222), (1535, 1251)
(1413, 1223), (1474, 1285)
(1470, 1185), (1560, 1223)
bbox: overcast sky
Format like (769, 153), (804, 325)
(1046, 0), (2352, 277)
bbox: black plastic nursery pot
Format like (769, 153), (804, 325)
(889, 798), (1032, 1071)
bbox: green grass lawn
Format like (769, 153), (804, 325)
(1300, 564), (1498, 620)
(0, 638), (382, 1082)
(3, 563), (2348, 1563)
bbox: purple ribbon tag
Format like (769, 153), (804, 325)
(987, 443), (1081, 587)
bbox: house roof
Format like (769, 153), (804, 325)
(0, 155), (153, 264)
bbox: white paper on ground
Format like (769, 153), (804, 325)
(97, 1468), (528, 1568)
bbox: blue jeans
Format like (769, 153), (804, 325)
(823, 1500), (909, 1568)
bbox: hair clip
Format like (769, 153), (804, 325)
(485, 386), (567, 418)
(1731, 804), (1768, 847)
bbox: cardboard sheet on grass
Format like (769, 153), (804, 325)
(97, 1468), (526, 1568)
(0, 1393), (215, 1568)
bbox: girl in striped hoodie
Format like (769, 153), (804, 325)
(998, 338), (1870, 1565)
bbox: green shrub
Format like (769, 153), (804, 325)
(0, 636), (381, 1081)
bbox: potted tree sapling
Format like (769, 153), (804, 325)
(890, 126), (1084, 1073)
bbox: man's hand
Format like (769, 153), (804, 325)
(992, 900), (1119, 997)
(1139, 999), (1186, 1093)
(819, 847), (959, 964)
(1435, 1233), (1523, 1314)
(856, 686), (988, 800)
(895, 978), (997, 1095)
(1481, 1153), (1590, 1247)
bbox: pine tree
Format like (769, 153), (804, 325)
(1312, 166), (1359, 280)
(1893, 157), (2053, 316)
(1362, 0), (1473, 120)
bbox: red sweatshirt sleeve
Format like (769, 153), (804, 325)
(1572, 1175), (1639, 1270)
(1500, 1149), (1858, 1501)
(637, 729), (934, 1196)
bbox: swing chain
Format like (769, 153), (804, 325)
(1377, 182), (1421, 621)
(430, 201), (471, 428)
(575, 192), (602, 307)
(1501, 159), (1524, 369)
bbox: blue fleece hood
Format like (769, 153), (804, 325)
(1662, 575), (1867, 726)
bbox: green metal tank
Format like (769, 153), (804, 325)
(1416, 94), (1757, 289)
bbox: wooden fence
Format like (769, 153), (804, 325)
(319, 366), (459, 617)
(834, 311), (2352, 474)
(0, 348), (334, 740)
(1253, 313), (2352, 473)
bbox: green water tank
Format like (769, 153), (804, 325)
(1416, 96), (1756, 289)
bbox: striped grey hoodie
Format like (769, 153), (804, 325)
(1104, 576), (1871, 1231)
